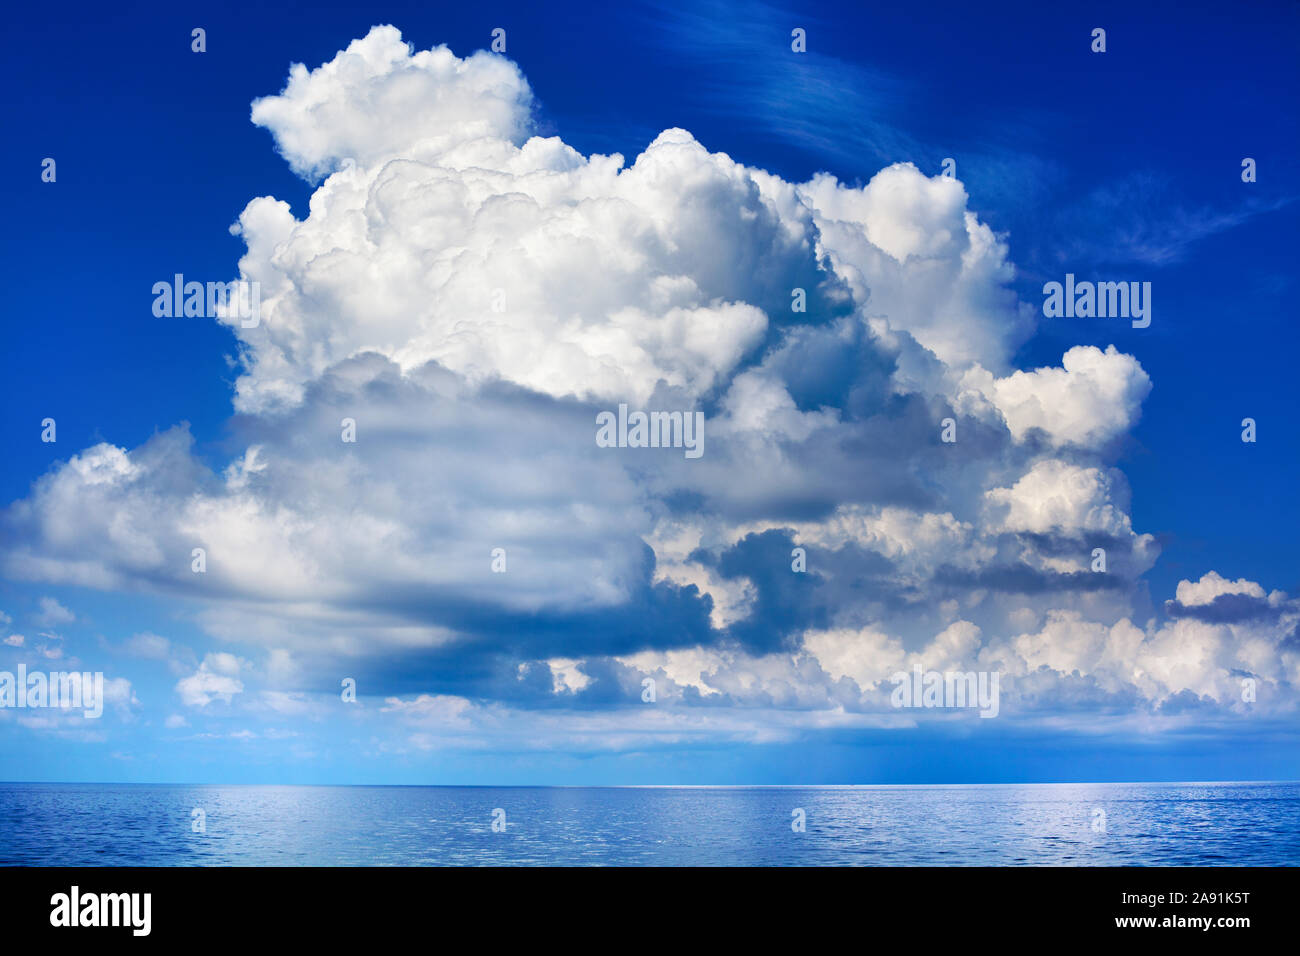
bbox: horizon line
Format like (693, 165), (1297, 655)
(2, 779), (1296, 788)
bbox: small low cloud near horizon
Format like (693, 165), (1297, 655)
(3, 5), (1298, 785)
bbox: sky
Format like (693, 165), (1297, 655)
(1, 0), (1297, 785)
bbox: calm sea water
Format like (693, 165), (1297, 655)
(0, 782), (1295, 866)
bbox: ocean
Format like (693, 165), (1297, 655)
(1, 781), (1296, 866)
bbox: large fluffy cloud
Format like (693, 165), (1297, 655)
(3, 27), (1294, 745)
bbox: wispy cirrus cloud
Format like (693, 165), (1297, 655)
(1047, 170), (1298, 268)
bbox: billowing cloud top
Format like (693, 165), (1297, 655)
(3, 27), (1295, 752)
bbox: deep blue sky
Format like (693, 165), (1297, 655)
(1, 0), (1297, 783)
